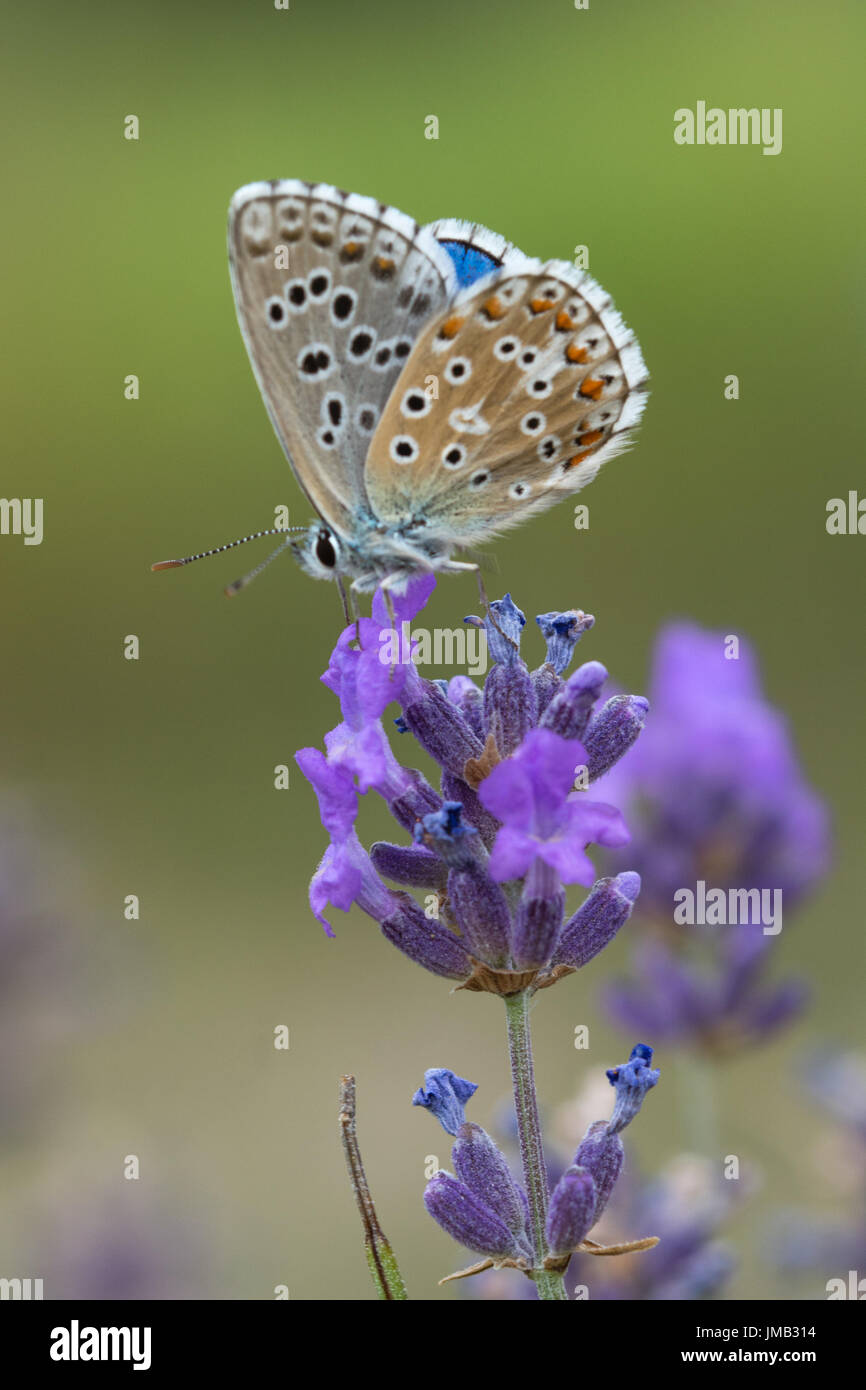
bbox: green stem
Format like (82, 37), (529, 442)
(503, 990), (567, 1301)
(339, 1075), (408, 1300)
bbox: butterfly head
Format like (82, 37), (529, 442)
(291, 522), (344, 582)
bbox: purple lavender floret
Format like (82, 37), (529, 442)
(296, 581), (647, 990)
(546, 1166), (597, 1255)
(416, 1076), (533, 1263)
(412, 1068), (478, 1135)
(605, 1043), (661, 1133)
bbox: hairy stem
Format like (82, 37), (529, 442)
(339, 1075), (408, 1300)
(503, 991), (567, 1300)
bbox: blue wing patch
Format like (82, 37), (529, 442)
(438, 239), (504, 289)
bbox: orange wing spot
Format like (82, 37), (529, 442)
(555, 310), (577, 331)
(481, 295), (506, 320)
(438, 314), (465, 340)
(576, 429), (604, 447)
(341, 240), (363, 261)
(529, 297), (556, 314)
(375, 255), (395, 272)
(565, 449), (593, 470)
(579, 377), (605, 401)
(566, 343), (588, 364)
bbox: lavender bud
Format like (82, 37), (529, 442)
(448, 863), (512, 966)
(386, 767), (442, 833)
(535, 610), (595, 675)
(606, 1043), (660, 1134)
(399, 664), (484, 780)
(381, 895), (473, 981)
(541, 660), (608, 740)
(369, 841), (447, 891)
(583, 694), (649, 780)
(530, 662), (562, 719)
(424, 1171), (524, 1259)
(453, 1122), (529, 1248)
(412, 1068), (477, 1134)
(483, 659), (538, 758)
(554, 872), (641, 970)
(512, 857), (566, 970)
(447, 676), (485, 738)
(546, 1165), (597, 1255)
(574, 1120), (625, 1222)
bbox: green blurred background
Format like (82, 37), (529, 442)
(1, 0), (863, 1299)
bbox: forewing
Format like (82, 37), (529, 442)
(363, 259), (648, 544)
(228, 180), (457, 535)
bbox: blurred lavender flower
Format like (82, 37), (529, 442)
(597, 623), (829, 1053)
(600, 623), (828, 908)
(769, 1049), (866, 1287)
(605, 927), (809, 1053)
(0, 803), (86, 1136)
(28, 1192), (204, 1299)
(297, 585), (647, 994)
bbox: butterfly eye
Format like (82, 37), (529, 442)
(314, 530), (339, 569)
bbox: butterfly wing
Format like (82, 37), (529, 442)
(228, 180), (458, 537)
(363, 259), (648, 546)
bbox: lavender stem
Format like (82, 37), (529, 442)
(503, 990), (567, 1301)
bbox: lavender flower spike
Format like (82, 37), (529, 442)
(413, 1068), (478, 1135)
(606, 1043), (660, 1134)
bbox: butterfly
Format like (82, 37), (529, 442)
(153, 181), (648, 613)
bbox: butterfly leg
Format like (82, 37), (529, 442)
(376, 577), (402, 679)
(336, 575), (352, 629)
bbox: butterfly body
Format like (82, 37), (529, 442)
(227, 180), (649, 594)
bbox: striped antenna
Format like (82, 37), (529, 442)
(224, 534), (296, 597)
(151, 526), (306, 572)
